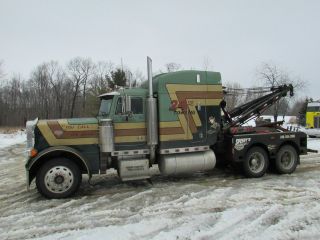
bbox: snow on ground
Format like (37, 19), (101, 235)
(306, 138), (320, 151)
(0, 131), (26, 150)
(0, 132), (320, 240)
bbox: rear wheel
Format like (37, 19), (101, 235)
(36, 158), (82, 199)
(243, 147), (269, 178)
(275, 145), (298, 174)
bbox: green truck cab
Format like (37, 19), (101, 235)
(26, 58), (223, 198)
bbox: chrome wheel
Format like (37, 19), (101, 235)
(248, 152), (265, 173)
(243, 147), (269, 178)
(275, 145), (298, 174)
(279, 151), (295, 170)
(44, 166), (74, 194)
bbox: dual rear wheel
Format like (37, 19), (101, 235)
(242, 145), (298, 178)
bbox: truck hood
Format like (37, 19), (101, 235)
(37, 118), (99, 146)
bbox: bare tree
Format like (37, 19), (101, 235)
(224, 82), (245, 111)
(0, 60), (5, 125)
(0, 57), (161, 125)
(125, 70), (133, 88)
(67, 58), (83, 118)
(202, 56), (213, 71)
(132, 69), (146, 87)
(30, 64), (51, 119)
(45, 61), (68, 118)
(90, 61), (113, 96)
(85, 61), (114, 116)
(165, 62), (181, 72)
(67, 57), (94, 117)
(289, 98), (308, 125)
(80, 58), (95, 113)
(257, 62), (306, 122)
(0, 60), (5, 80)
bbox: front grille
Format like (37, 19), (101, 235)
(26, 118), (38, 149)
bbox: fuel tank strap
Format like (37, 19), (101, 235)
(159, 145), (210, 155)
(112, 149), (150, 156)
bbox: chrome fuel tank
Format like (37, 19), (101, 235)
(159, 150), (216, 175)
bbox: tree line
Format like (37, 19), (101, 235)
(0, 59), (308, 126)
(224, 63), (308, 123)
(0, 58), (145, 126)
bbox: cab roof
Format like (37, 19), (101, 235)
(142, 70), (222, 93)
(99, 88), (148, 98)
(100, 70), (222, 97)
(98, 91), (120, 98)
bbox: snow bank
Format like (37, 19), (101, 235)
(307, 138), (320, 151)
(302, 128), (320, 138)
(0, 131), (26, 150)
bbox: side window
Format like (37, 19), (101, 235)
(131, 97), (143, 114)
(115, 97), (143, 114)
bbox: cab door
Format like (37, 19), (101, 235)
(112, 96), (147, 150)
(205, 72), (222, 146)
(190, 72), (208, 145)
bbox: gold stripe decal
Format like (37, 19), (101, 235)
(47, 121), (98, 139)
(38, 120), (99, 146)
(161, 84), (222, 141)
(114, 122), (146, 129)
(114, 122), (146, 143)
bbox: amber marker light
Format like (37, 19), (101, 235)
(30, 148), (38, 157)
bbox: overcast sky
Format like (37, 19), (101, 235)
(0, 0), (319, 98)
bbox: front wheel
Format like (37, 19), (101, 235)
(243, 147), (269, 178)
(275, 145), (298, 174)
(36, 158), (82, 199)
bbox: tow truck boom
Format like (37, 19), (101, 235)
(221, 84), (294, 129)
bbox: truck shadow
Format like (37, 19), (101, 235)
(77, 166), (245, 197)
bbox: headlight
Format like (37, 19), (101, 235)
(26, 118), (38, 157)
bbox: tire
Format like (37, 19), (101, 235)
(243, 147), (269, 178)
(36, 158), (82, 199)
(275, 145), (298, 174)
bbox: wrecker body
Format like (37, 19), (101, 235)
(25, 58), (307, 198)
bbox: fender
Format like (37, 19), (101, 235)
(25, 146), (92, 189)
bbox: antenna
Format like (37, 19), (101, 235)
(121, 58), (124, 71)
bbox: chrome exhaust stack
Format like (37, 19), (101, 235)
(146, 57), (158, 164)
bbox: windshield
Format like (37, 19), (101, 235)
(98, 97), (113, 116)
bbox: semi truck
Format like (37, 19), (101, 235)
(25, 57), (308, 199)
